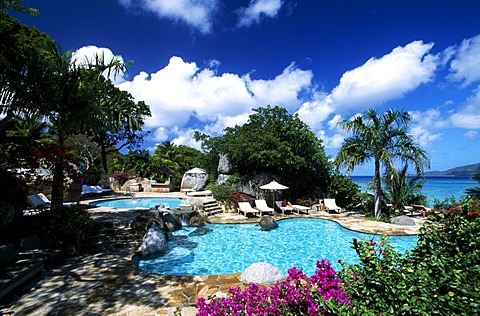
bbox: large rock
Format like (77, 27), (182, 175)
(240, 262), (285, 284)
(140, 224), (169, 259)
(217, 154), (232, 174)
(390, 215), (416, 226)
(189, 215), (205, 227)
(189, 226), (212, 237)
(259, 216), (278, 231)
(161, 210), (183, 232)
(217, 174), (230, 185)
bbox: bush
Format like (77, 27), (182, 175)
(210, 184), (236, 202)
(196, 260), (351, 315)
(337, 198), (480, 315)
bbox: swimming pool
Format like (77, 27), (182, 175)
(90, 197), (185, 209)
(133, 218), (418, 276)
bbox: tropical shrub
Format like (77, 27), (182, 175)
(196, 260), (351, 315)
(328, 174), (361, 210)
(337, 198), (480, 315)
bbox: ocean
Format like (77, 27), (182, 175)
(350, 176), (477, 207)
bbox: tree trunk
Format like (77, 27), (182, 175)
(99, 136), (109, 174)
(374, 159), (382, 219)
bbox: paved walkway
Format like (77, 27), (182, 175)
(2, 192), (424, 315)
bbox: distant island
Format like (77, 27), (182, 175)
(425, 163), (480, 177)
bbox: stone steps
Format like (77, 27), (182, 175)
(85, 221), (145, 253)
(203, 199), (223, 216)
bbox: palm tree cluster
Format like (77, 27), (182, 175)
(335, 108), (430, 219)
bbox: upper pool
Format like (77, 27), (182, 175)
(90, 197), (185, 209)
(133, 217), (418, 276)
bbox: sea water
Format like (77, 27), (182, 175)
(351, 176), (477, 206)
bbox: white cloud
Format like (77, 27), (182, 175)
(120, 0), (218, 34)
(72, 46), (126, 84)
(295, 93), (333, 131)
(237, 0), (283, 27)
(117, 56), (313, 141)
(317, 130), (345, 149)
(448, 34), (480, 87)
(331, 41), (438, 110)
(449, 86), (480, 129)
(464, 130), (478, 140)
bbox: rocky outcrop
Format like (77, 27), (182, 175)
(140, 224), (169, 259)
(390, 215), (415, 226)
(259, 216), (278, 231)
(161, 210), (183, 232)
(188, 215), (205, 227)
(240, 262), (285, 284)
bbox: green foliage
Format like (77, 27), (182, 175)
(337, 198), (480, 315)
(329, 174), (361, 210)
(210, 184), (236, 202)
(196, 106), (331, 199)
(383, 165), (427, 206)
(335, 108), (430, 219)
(465, 173), (480, 199)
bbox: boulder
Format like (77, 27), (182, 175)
(259, 216), (278, 231)
(240, 262), (285, 284)
(140, 224), (169, 259)
(189, 226), (212, 237)
(217, 174), (230, 185)
(161, 210), (183, 232)
(390, 215), (416, 226)
(217, 154), (232, 174)
(189, 215), (205, 227)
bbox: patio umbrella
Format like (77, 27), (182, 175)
(260, 180), (289, 208)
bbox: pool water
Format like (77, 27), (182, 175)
(133, 218), (418, 276)
(90, 197), (185, 209)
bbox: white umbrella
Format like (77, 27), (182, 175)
(260, 180), (289, 208)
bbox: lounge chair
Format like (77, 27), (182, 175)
(254, 200), (275, 216)
(26, 193), (75, 213)
(323, 198), (342, 213)
(274, 201), (295, 215)
(238, 202), (259, 217)
(291, 204), (310, 214)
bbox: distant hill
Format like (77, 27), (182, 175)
(426, 163), (480, 177)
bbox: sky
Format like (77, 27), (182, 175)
(14, 0), (480, 175)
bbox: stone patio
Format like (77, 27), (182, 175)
(1, 192), (424, 315)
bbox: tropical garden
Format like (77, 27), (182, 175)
(1, 2), (479, 314)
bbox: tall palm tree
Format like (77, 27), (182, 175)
(335, 108), (430, 219)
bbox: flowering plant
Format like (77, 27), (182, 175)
(108, 172), (132, 188)
(296, 196), (314, 207)
(196, 260), (351, 315)
(226, 192), (250, 206)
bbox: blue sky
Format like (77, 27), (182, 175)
(15, 0), (480, 175)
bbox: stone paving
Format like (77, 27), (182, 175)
(2, 192), (424, 315)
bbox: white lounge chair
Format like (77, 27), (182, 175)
(291, 204), (310, 214)
(238, 202), (259, 217)
(26, 193), (75, 212)
(323, 198), (342, 213)
(254, 200), (275, 216)
(274, 201), (295, 215)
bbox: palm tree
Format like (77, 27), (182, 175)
(465, 173), (480, 199)
(383, 165), (427, 207)
(335, 108), (430, 219)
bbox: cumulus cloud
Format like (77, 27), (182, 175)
(331, 41), (438, 110)
(448, 34), (480, 87)
(449, 86), (480, 129)
(237, 0), (283, 27)
(116, 56), (313, 144)
(72, 46), (126, 84)
(119, 0), (218, 34)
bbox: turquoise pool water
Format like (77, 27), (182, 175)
(90, 197), (185, 209)
(133, 218), (418, 276)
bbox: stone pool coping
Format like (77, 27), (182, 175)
(4, 192), (424, 315)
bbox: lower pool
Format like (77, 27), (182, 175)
(90, 197), (185, 209)
(133, 218), (418, 276)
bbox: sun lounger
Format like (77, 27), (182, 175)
(238, 202), (259, 217)
(254, 200), (275, 216)
(274, 201), (295, 215)
(323, 198), (342, 213)
(291, 204), (310, 214)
